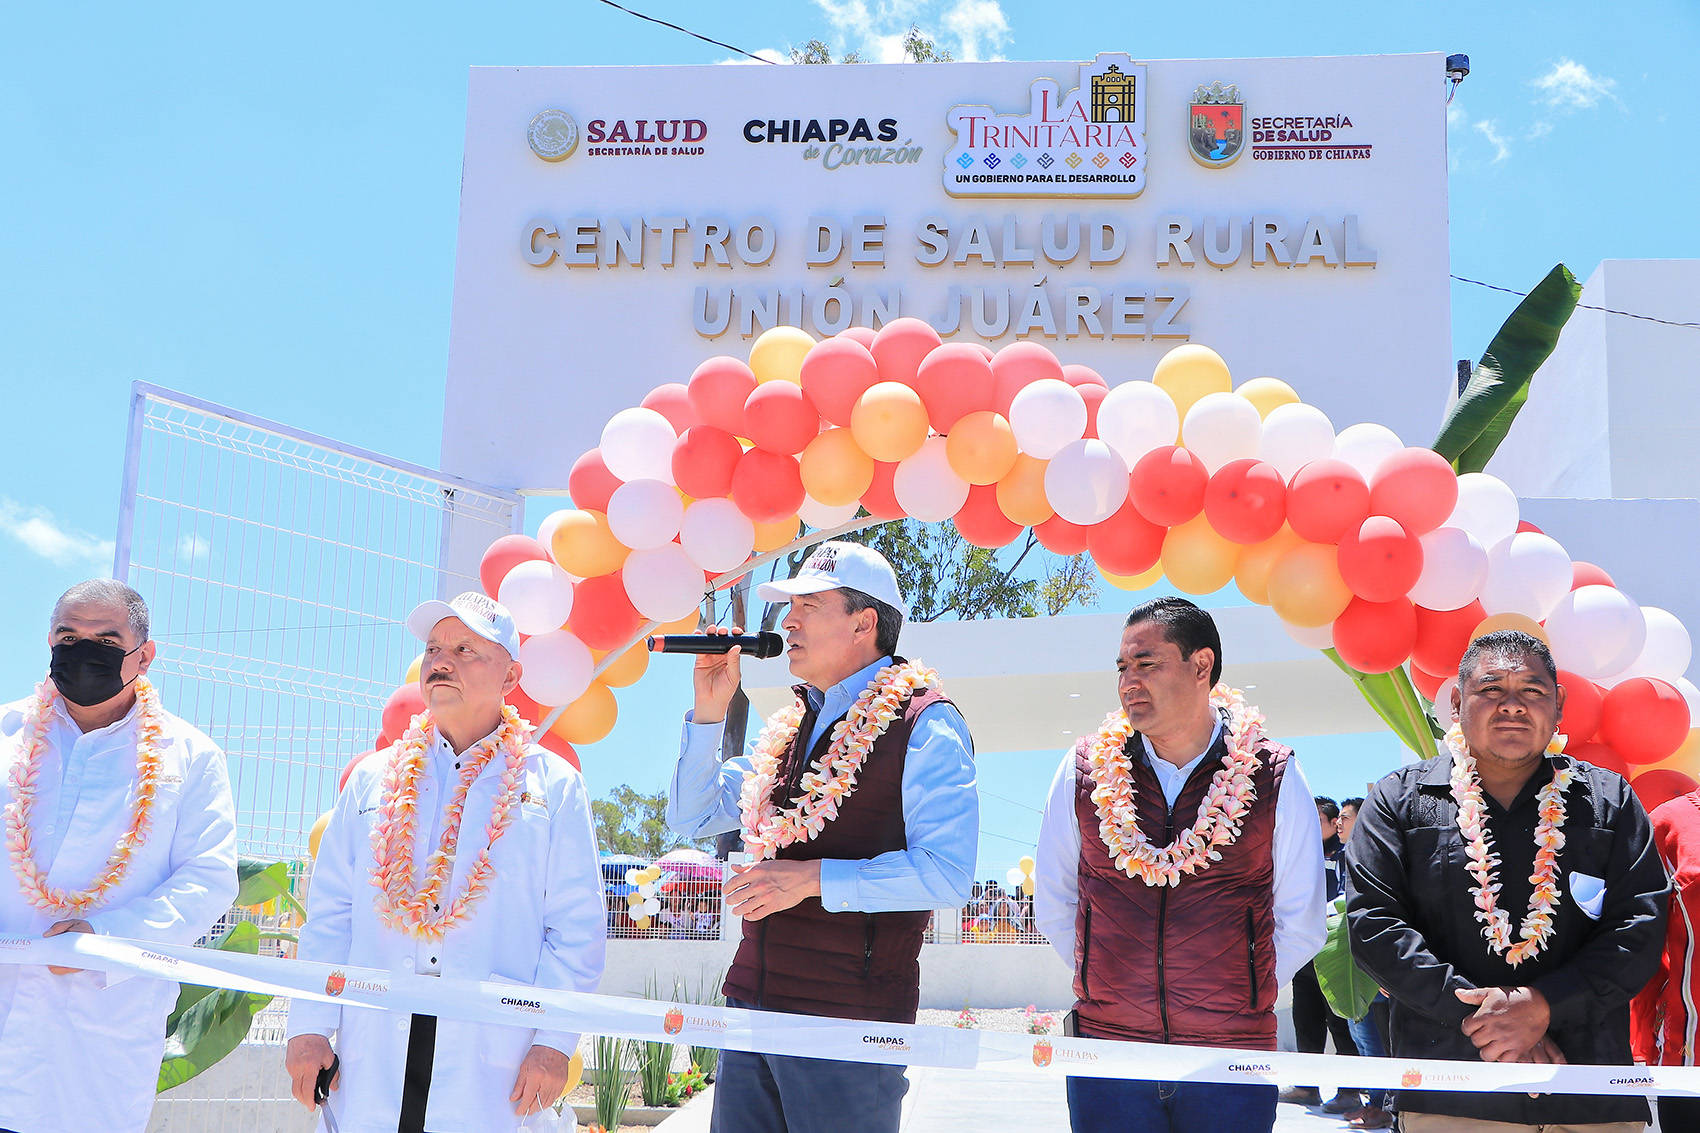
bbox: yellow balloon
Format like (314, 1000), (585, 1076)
(564, 1050), (585, 1095)
(1267, 542), (1352, 627)
(1018, 855), (1035, 874)
(800, 428), (875, 506)
(1630, 728), (1700, 777)
(550, 510), (629, 578)
(635, 915), (653, 930)
(1021, 877), (1035, 897)
(1100, 563), (1164, 591)
(626, 892), (644, 908)
(1471, 612), (1548, 646)
(749, 326), (816, 384)
(1234, 377), (1301, 419)
(307, 810), (333, 861)
(594, 643), (650, 688)
(996, 454), (1054, 527)
(537, 508), (574, 552)
(945, 411), (1018, 485)
(550, 682), (618, 746)
(1151, 344), (1232, 422)
(850, 382), (930, 463)
(1162, 515), (1241, 595)
(1234, 525), (1305, 606)
(754, 515), (801, 553)
(404, 653), (423, 683)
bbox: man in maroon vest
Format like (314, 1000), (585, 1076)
(1034, 596), (1329, 1133)
(667, 540), (978, 1133)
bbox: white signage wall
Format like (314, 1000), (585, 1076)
(444, 53), (1449, 491)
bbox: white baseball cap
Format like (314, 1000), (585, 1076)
(756, 541), (908, 619)
(406, 591), (522, 658)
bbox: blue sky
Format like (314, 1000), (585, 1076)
(3, 1), (1696, 870)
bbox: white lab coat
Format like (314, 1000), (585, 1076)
(289, 727), (606, 1133)
(0, 691), (240, 1133)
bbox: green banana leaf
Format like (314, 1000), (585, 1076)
(1432, 264), (1581, 474)
(1313, 897), (1379, 1022)
(158, 919), (277, 1092)
(1324, 650), (1439, 759)
(236, 855), (306, 918)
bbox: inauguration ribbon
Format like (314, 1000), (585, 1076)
(2, 933), (1694, 1097)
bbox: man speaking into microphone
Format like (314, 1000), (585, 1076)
(667, 540), (978, 1133)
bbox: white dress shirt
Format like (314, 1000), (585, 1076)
(0, 690), (239, 1133)
(289, 725), (606, 1133)
(1034, 718), (1327, 990)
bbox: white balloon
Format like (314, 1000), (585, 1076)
(496, 560), (577, 635)
(537, 509), (575, 557)
(1543, 585), (1647, 680)
(1445, 473), (1520, 549)
(1044, 439), (1131, 525)
(624, 868), (640, 885)
(1282, 619), (1335, 650)
(622, 544), (705, 621)
(798, 494), (861, 529)
(606, 479), (684, 550)
(517, 630), (594, 706)
(1408, 527), (1488, 612)
(1095, 381), (1180, 468)
(1008, 378), (1087, 459)
(1625, 607), (1693, 684)
(643, 898), (661, 916)
(1180, 392), (1263, 474)
(1333, 423), (1404, 481)
(1429, 677), (1459, 725)
(678, 498), (755, 574)
(893, 437), (971, 522)
(1257, 403), (1335, 481)
(600, 407), (677, 483)
(1478, 533), (1572, 621)
(637, 881), (656, 898)
(1006, 866), (1026, 888)
(1677, 678), (1700, 725)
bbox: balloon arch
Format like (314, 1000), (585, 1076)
(359, 320), (1700, 814)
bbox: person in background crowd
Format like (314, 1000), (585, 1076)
(1334, 796), (1392, 1131)
(692, 895), (720, 938)
(0, 580), (239, 1133)
(1282, 795), (1362, 1112)
(1338, 796), (1363, 845)
(1347, 630), (1667, 1133)
(1631, 785), (1700, 1130)
(1035, 597), (1327, 1133)
(962, 880), (986, 935)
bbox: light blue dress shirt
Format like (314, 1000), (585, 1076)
(668, 654), (979, 915)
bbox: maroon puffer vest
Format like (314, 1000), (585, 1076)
(722, 668), (954, 1024)
(1070, 724), (1290, 1048)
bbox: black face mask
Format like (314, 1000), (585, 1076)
(49, 638), (141, 707)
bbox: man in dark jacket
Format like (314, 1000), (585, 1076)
(1345, 630), (1668, 1132)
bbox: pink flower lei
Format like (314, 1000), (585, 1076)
(1445, 723), (1574, 966)
(738, 660), (939, 861)
(368, 703), (531, 941)
(7, 677), (166, 916)
(1084, 683), (1266, 887)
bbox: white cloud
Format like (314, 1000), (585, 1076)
(177, 533), (214, 566)
(1527, 120), (1553, 140)
(1532, 58), (1619, 111)
(941, 0), (1010, 61)
(811, 0), (1009, 63)
(0, 498), (114, 568)
(1474, 120), (1511, 163)
(718, 48), (789, 65)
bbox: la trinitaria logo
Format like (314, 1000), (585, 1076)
(1188, 82), (1245, 168)
(944, 53), (1147, 198)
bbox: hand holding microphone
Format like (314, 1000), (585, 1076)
(679, 625), (769, 726)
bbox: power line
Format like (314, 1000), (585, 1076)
(590, 0), (778, 64)
(1451, 274), (1700, 330)
(980, 788), (1044, 815)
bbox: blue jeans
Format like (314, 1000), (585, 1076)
(1066, 1077), (1277, 1133)
(1348, 993), (1390, 1109)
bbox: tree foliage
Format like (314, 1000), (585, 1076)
(593, 784), (708, 856)
(790, 24), (950, 65)
(839, 520), (1096, 622)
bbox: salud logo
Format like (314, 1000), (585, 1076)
(1188, 82), (1245, 168)
(1032, 1038), (1053, 1067)
(664, 1007), (685, 1036)
(325, 970), (347, 997)
(528, 109), (580, 162)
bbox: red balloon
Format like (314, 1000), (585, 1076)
(1079, 384), (1109, 440)
(1516, 520), (1544, 534)
(671, 425), (743, 499)
(1633, 768), (1700, 813)
(1035, 514), (1091, 555)
(861, 461), (906, 520)
(838, 326), (878, 349)
(743, 382), (821, 455)
(1203, 459), (1287, 545)
(1130, 446), (1208, 527)
(568, 449), (623, 513)
(799, 336), (879, 427)
(568, 572), (644, 651)
(373, 732), (392, 751)
(869, 317), (942, 390)
(1287, 459), (1370, 544)
(1088, 495), (1166, 576)
(687, 356), (758, 436)
(1338, 516), (1424, 603)
(1572, 561), (1615, 590)
(1600, 677), (1692, 764)
(1333, 597), (1418, 674)
(1556, 670), (1604, 745)
(991, 341), (1065, 416)
(1411, 663), (1447, 702)
(1411, 600), (1487, 678)
(506, 685), (548, 722)
(915, 343), (996, 433)
(731, 448), (806, 523)
(479, 534), (550, 598)
(640, 383), (700, 433)
(382, 684), (427, 741)
(1368, 448), (1458, 536)
(538, 730), (582, 769)
(338, 749), (374, 792)
(1572, 740), (1630, 779)
(954, 484), (1024, 548)
(1061, 364), (1108, 389)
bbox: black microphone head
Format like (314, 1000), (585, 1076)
(750, 631), (785, 659)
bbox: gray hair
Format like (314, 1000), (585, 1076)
(839, 588), (902, 656)
(51, 579), (150, 644)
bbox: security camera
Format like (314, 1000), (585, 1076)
(1446, 54), (1470, 103)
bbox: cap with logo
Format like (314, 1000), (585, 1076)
(755, 541), (908, 618)
(406, 591), (522, 659)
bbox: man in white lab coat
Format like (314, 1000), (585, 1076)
(0, 579), (240, 1133)
(286, 591), (606, 1133)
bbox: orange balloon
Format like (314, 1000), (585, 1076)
(593, 643), (650, 688)
(1471, 612), (1549, 646)
(550, 510), (629, 578)
(800, 428), (875, 507)
(1268, 542), (1352, 627)
(945, 411), (1019, 486)
(1629, 727), (1700, 778)
(1235, 526), (1305, 606)
(996, 454), (1054, 527)
(657, 608), (701, 634)
(850, 382), (930, 463)
(1161, 515), (1241, 595)
(755, 515), (801, 553)
(550, 682), (618, 745)
(1101, 563), (1165, 591)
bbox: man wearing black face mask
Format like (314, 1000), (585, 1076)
(0, 580), (239, 1133)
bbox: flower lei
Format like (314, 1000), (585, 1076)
(6, 677), (166, 916)
(1446, 723), (1574, 966)
(1084, 683), (1265, 887)
(368, 704), (531, 940)
(738, 660), (939, 860)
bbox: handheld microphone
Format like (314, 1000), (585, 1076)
(648, 631), (785, 659)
